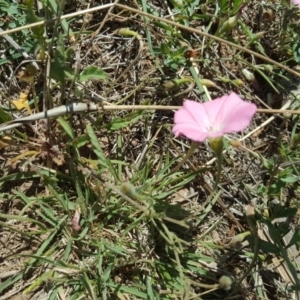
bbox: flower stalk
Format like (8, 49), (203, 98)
(171, 141), (199, 172)
(209, 137), (224, 189)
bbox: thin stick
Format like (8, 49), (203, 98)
(0, 103), (298, 133)
(0, 3), (299, 79)
(100, 105), (300, 115)
(0, 3), (115, 37)
(114, 4), (300, 79)
(256, 108), (298, 115)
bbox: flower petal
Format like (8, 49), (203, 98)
(291, 0), (300, 8)
(214, 92), (257, 133)
(176, 100), (211, 131)
(173, 123), (208, 141)
(173, 100), (211, 141)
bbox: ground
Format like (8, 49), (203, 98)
(0, 0), (300, 299)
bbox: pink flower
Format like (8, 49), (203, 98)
(291, 0), (300, 8)
(173, 92), (256, 142)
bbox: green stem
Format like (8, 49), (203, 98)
(171, 141), (199, 172)
(209, 137), (224, 189)
(226, 206), (259, 298)
(213, 154), (222, 190)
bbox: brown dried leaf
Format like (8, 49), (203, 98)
(72, 206), (81, 232)
(51, 151), (65, 166)
(0, 136), (16, 148)
(17, 65), (37, 83)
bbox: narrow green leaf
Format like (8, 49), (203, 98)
(86, 124), (119, 181)
(25, 5), (44, 39)
(0, 171), (40, 183)
(86, 124), (107, 168)
(0, 220), (36, 238)
(153, 21), (174, 32)
(0, 212), (46, 230)
(103, 241), (129, 256)
(79, 66), (108, 82)
(24, 270), (54, 293)
(105, 112), (143, 132)
(24, 219), (65, 275)
(280, 176), (300, 183)
(78, 273), (96, 299)
(189, 64), (208, 101)
(57, 117), (74, 139)
(108, 283), (147, 298)
(0, 106), (12, 123)
(0, 272), (23, 293)
(248, 236), (280, 254)
(72, 134), (90, 148)
(146, 276), (155, 300)
(103, 265), (112, 282)
(285, 228), (300, 248)
(47, 0), (72, 34)
(273, 207), (297, 219)
(254, 67), (279, 93)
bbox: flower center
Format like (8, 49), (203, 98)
(207, 123), (223, 133)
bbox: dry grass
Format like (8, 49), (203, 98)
(0, 0), (299, 299)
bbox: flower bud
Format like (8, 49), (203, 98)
(120, 182), (137, 198)
(219, 276), (233, 290)
(218, 14), (240, 35)
(162, 81), (176, 90)
(246, 204), (257, 232)
(227, 15), (239, 29)
(229, 139), (242, 148)
(254, 64), (273, 73)
(262, 65), (273, 73)
(36, 49), (46, 61)
(232, 79), (244, 87)
(229, 231), (251, 248)
(252, 31), (265, 40)
(163, 78), (193, 90)
(242, 69), (255, 82)
(114, 28), (139, 38)
(200, 4), (208, 14)
(200, 79), (217, 88)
